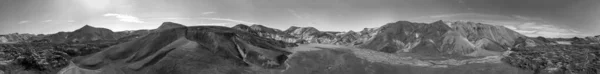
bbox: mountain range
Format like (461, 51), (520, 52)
(3, 20), (582, 74)
(3, 20), (542, 56)
(232, 20), (527, 57)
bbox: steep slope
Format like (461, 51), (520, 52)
(66, 25), (296, 74)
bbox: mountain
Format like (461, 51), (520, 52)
(114, 30), (152, 42)
(49, 21), (542, 74)
(360, 21), (452, 54)
(43, 25), (117, 43)
(114, 22), (186, 41)
(66, 25), (296, 74)
(359, 20), (526, 56)
(156, 22), (186, 31)
(232, 24), (300, 43)
(0, 33), (39, 43)
(40, 22), (187, 43)
(231, 20), (526, 56)
(449, 21), (524, 47)
(233, 24), (368, 45)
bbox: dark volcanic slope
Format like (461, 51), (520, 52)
(68, 25), (296, 74)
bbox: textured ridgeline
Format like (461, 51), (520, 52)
(68, 23), (295, 74)
(41, 22), (187, 43)
(43, 25), (118, 43)
(233, 20), (527, 56)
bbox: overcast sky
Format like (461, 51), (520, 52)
(0, 0), (598, 38)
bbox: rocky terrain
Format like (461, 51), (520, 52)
(503, 44), (600, 74)
(0, 20), (598, 74)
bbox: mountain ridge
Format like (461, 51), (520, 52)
(234, 20), (527, 57)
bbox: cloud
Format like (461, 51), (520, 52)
(510, 22), (582, 38)
(199, 18), (255, 24)
(42, 20), (53, 22)
(18, 21), (29, 24)
(103, 13), (145, 23)
(67, 20), (75, 22)
(512, 15), (543, 21)
(201, 12), (216, 15)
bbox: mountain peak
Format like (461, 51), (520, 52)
(83, 24), (92, 28)
(432, 20), (445, 24)
(75, 24), (108, 32)
(157, 22), (186, 31)
(79, 24), (95, 29)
